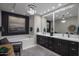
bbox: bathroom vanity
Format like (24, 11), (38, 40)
(36, 33), (79, 56)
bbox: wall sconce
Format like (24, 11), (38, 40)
(30, 27), (33, 32)
(37, 28), (39, 32)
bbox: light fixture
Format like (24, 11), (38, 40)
(58, 3), (62, 7)
(43, 5), (74, 17)
(52, 6), (55, 9)
(62, 18), (65, 20)
(66, 12), (69, 14)
(44, 11), (46, 13)
(27, 4), (36, 15)
(11, 9), (14, 12)
(61, 20), (66, 23)
(11, 3), (16, 12)
(40, 13), (42, 15)
(61, 15), (66, 23)
(70, 14), (72, 16)
(56, 15), (58, 17)
(47, 9), (50, 12)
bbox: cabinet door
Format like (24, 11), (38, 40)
(41, 36), (46, 47)
(42, 36), (49, 48)
(60, 40), (68, 56)
(53, 38), (60, 53)
(37, 35), (40, 44)
(37, 35), (42, 45)
(52, 38), (68, 56)
(48, 38), (54, 51)
(37, 35), (49, 48)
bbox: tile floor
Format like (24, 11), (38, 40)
(22, 45), (60, 56)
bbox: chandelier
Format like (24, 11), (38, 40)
(61, 15), (66, 23)
(27, 4), (36, 15)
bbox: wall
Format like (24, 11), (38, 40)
(78, 8), (79, 25)
(34, 15), (47, 34)
(29, 16), (34, 35)
(0, 10), (1, 27)
(55, 16), (78, 33)
(34, 15), (42, 34)
(0, 10), (1, 36)
(41, 17), (47, 33)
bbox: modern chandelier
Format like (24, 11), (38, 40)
(27, 4), (36, 15)
(61, 15), (66, 23)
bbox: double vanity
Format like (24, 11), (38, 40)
(36, 33), (79, 56)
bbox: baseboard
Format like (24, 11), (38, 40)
(23, 44), (37, 50)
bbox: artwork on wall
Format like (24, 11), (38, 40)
(2, 11), (29, 36)
(8, 16), (25, 33)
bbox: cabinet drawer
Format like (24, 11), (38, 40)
(69, 41), (78, 48)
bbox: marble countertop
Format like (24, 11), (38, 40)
(36, 33), (79, 42)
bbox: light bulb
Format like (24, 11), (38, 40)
(58, 3), (62, 7)
(11, 9), (14, 12)
(61, 20), (66, 23)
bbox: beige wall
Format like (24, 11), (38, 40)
(55, 16), (78, 33)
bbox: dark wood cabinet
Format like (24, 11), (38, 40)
(37, 35), (49, 48)
(68, 41), (78, 56)
(37, 35), (79, 56)
(48, 37), (54, 50)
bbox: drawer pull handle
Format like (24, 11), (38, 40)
(71, 48), (76, 50)
(71, 43), (75, 44)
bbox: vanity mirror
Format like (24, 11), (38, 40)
(42, 13), (54, 36)
(42, 4), (79, 36)
(54, 4), (78, 34)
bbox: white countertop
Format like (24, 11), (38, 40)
(36, 33), (79, 42)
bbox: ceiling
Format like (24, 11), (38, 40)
(0, 3), (68, 16)
(0, 3), (78, 21)
(45, 4), (79, 21)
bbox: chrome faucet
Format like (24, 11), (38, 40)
(62, 33), (64, 37)
(68, 33), (70, 38)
